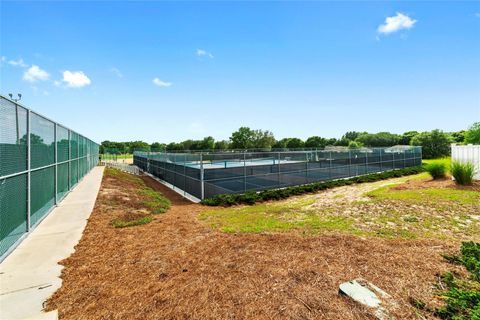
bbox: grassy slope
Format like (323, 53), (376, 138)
(199, 172), (480, 241)
(105, 168), (171, 228)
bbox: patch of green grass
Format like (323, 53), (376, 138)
(423, 157), (451, 168)
(366, 186), (480, 205)
(105, 167), (144, 186)
(139, 188), (171, 214)
(112, 215), (153, 228)
(199, 198), (357, 234)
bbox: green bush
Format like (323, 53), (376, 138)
(201, 166), (424, 206)
(451, 161), (476, 185)
(425, 162), (447, 179)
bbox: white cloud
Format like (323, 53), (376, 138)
(110, 67), (123, 78)
(378, 12), (417, 35)
(9, 58), (28, 68)
(153, 78), (172, 87)
(1, 56), (6, 62)
(61, 70), (91, 88)
(475, 13), (480, 18)
(196, 49), (214, 58)
(23, 65), (49, 82)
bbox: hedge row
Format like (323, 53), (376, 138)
(201, 166), (424, 206)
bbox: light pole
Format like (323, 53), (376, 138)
(9, 93), (22, 144)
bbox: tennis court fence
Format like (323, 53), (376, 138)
(0, 95), (99, 260)
(134, 146), (422, 200)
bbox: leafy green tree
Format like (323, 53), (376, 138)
(334, 137), (350, 146)
(286, 138), (305, 149)
(214, 140), (230, 150)
(465, 122), (480, 144)
(410, 129), (453, 159)
(348, 141), (362, 149)
(325, 138), (337, 146)
(198, 136), (215, 150)
(305, 136), (328, 148)
(272, 138), (290, 149)
(356, 132), (400, 147)
(451, 130), (465, 144)
(166, 142), (183, 151)
(127, 141), (150, 153)
(399, 131), (419, 145)
(253, 130), (276, 149)
(230, 127), (256, 149)
(150, 142), (166, 151)
(342, 131), (365, 141)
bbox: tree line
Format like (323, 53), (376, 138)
(100, 122), (480, 159)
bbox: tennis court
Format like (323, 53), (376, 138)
(134, 147), (422, 200)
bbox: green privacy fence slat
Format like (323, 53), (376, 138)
(0, 174), (27, 257)
(57, 125), (69, 162)
(70, 160), (78, 186)
(30, 113), (55, 169)
(57, 163), (69, 201)
(30, 166), (55, 226)
(0, 95), (99, 259)
(0, 99), (28, 177)
(70, 132), (78, 159)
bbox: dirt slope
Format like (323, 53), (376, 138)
(46, 172), (458, 320)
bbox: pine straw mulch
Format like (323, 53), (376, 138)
(392, 176), (480, 192)
(46, 171), (463, 320)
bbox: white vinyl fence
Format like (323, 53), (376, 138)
(451, 144), (480, 180)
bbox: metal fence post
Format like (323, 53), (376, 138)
(200, 153), (205, 200)
(393, 152), (396, 169)
(305, 152), (308, 182)
(277, 152), (281, 187)
(77, 134), (79, 182)
(329, 151), (332, 179)
(54, 123), (57, 205)
(365, 149), (368, 173)
(184, 154), (187, 197)
(348, 149), (352, 177)
(379, 148), (382, 171)
(26, 109), (31, 232)
(68, 130), (71, 190)
(243, 152), (247, 192)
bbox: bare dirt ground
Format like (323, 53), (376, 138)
(46, 172), (463, 320)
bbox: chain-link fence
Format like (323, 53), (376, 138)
(134, 146), (422, 200)
(0, 95), (99, 259)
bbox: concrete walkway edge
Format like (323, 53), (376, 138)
(0, 166), (104, 320)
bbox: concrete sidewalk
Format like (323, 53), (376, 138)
(0, 166), (104, 320)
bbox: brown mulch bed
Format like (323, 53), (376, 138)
(392, 176), (480, 191)
(46, 171), (461, 319)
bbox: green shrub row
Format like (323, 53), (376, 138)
(201, 166), (424, 206)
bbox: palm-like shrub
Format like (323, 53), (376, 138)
(451, 161), (476, 185)
(425, 162), (447, 179)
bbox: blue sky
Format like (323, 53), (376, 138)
(1, 1), (479, 144)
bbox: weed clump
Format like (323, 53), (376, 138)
(425, 162), (447, 179)
(434, 242), (480, 320)
(451, 162), (476, 185)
